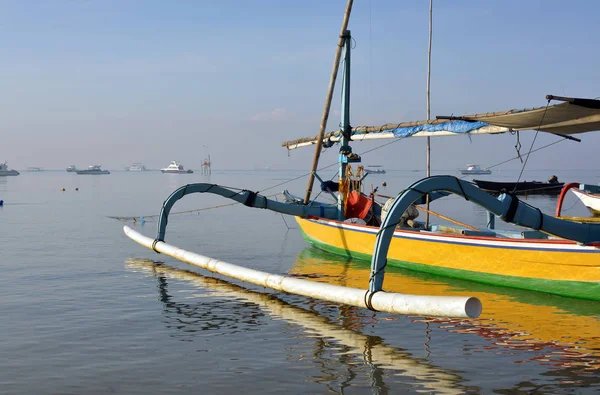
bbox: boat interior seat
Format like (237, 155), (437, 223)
(460, 230), (498, 238)
(430, 225), (461, 234)
(430, 225), (504, 238)
(521, 230), (550, 239)
(580, 183), (600, 194)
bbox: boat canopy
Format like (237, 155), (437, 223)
(282, 96), (600, 150)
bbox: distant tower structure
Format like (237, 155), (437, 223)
(201, 155), (211, 175)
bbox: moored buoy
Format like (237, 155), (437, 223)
(382, 181), (387, 187)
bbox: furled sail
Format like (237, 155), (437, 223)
(282, 96), (600, 150)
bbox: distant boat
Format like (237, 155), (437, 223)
(161, 161), (193, 174)
(570, 187), (600, 216)
(473, 176), (564, 195)
(0, 161), (19, 176)
(459, 164), (491, 175)
(66, 165), (77, 172)
(26, 167), (43, 172)
(126, 163), (147, 172)
(364, 165), (386, 175)
(75, 164), (110, 175)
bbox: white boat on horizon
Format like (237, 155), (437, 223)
(126, 163), (147, 172)
(459, 164), (492, 175)
(0, 161), (19, 176)
(364, 165), (386, 175)
(161, 161), (193, 174)
(26, 167), (44, 172)
(75, 164), (110, 175)
(66, 165), (77, 172)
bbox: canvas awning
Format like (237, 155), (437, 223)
(282, 96), (600, 150)
(456, 97), (600, 136)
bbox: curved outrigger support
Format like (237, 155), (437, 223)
(369, 175), (600, 292)
(123, 180), (484, 318)
(156, 183), (339, 242)
(124, 225), (482, 318)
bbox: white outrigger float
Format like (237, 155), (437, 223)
(125, 0), (600, 318)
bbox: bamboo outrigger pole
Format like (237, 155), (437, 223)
(303, 0), (354, 205)
(425, 0), (433, 228)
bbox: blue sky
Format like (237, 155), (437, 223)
(1, 0), (599, 171)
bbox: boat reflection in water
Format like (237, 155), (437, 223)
(126, 258), (469, 394)
(126, 251), (599, 392)
(290, 248), (600, 377)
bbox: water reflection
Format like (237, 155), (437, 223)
(0, 176), (8, 191)
(155, 275), (267, 340)
(290, 247), (600, 386)
(126, 258), (471, 394)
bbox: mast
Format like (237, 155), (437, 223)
(303, 0), (354, 205)
(338, 30), (352, 219)
(425, 0), (433, 228)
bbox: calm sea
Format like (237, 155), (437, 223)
(1, 169), (598, 394)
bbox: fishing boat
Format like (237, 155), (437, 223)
(161, 161), (193, 174)
(559, 183), (600, 216)
(459, 164), (491, 175)
(66, 165), (76, 172)
(75, 164), (110, 175)
(364, 165), (386, 175)
(473, 176), (564, 195)
(124, 2), (599, 313)
(572, 189), (600, 216)
(0, 162), (19, 176)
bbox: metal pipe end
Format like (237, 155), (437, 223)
(465, 297), (483, 318)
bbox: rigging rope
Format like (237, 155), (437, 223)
(109, 192), (281, 222)
(512, 99), (551, 192)
(485, 138), (568, 170)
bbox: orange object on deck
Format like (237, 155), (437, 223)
(345, 191), (373, 219)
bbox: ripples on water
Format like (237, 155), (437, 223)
(0, 170), (598, 393)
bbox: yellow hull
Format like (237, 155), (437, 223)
(296, 217), (600, 300)
(289, 247), (600, 371)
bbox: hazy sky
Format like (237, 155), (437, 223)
(1, 0), (599, 171)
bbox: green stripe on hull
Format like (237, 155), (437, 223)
(300, 230), (600, 301)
